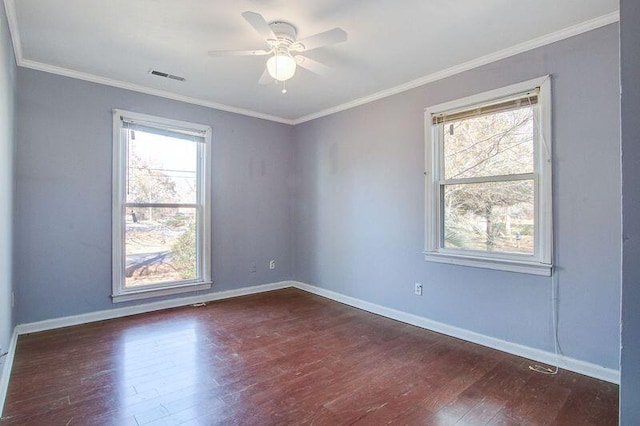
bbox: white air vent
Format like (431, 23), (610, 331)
(149, 69), (186, 81)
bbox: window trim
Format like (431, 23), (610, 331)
(112, 109), (212, 302)
(424, 76), (552, 276)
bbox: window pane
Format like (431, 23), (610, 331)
(444, 106), (534, 180)
(127, 130), (198, 204)
(125, 207), (197, 287)
(443, 180), (534, 254)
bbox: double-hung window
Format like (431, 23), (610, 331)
(112, 110), (212, 302)
(424, 77), (552, 275)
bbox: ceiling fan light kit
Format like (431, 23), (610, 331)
(208, 11), (347, 94)
(266, 50), (297, 82)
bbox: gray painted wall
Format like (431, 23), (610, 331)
(14, 69), (295, 324)
(620, 0), (640, 422)
(0, 2), (15, 357)
(293, 24), (621, 369)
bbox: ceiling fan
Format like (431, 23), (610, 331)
(208, 11), (347, 93)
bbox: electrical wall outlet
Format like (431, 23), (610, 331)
(414, 283), (423, 296)
(269, 260), (276, 270)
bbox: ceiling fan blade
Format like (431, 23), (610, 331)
(258, 69), (274, 85)
(290, 28), (347, 52)
(242, 11), (276, 42)
(208, 49), (271, 57)
(295, 55), (331, 75)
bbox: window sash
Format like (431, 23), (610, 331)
(438, 172), (534, 186)
(438, 177), (536, 255)
(122, 205), (203, 286)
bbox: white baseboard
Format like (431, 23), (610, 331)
(0, 329), (18, 418)
(15, 281), (292, 335)
(291, 281), (620, 384)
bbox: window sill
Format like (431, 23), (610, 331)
(423, 252), (552, 276)
(112, 282), (212, 303)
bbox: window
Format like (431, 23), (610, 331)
(112, 110), (212, 302)
(424, 77), (552, 275)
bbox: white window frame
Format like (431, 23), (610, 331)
(424, 76), (552, 276)
(112, 110), (212, 302)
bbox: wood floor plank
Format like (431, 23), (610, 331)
(0, 288), (618, 425)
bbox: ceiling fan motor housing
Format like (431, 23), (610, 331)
(269, 21), (297, 46)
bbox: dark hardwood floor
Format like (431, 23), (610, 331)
(1, 288), (618, 425)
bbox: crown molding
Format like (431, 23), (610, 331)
(3, 0), (618, 126)
(18, 59), (295, 124)
(290, 11), (620, 125)
(3, 0), (21, 63)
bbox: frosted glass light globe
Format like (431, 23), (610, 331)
(266, 54), (297, 81)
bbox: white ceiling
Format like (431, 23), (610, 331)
(5, 0), (618, 124)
